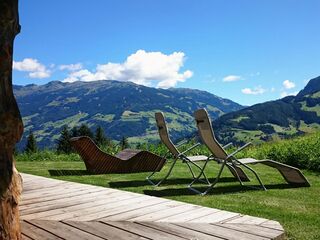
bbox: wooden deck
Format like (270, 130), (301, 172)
(20, 173), (285, 239)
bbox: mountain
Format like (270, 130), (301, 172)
(14, 80), (243, 149)
(214, 76), (320, 145)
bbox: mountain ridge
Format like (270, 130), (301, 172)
(214, 76), (320, 144)
(14, 80), (243, 149)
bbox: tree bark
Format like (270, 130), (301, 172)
(0, 0), (23, 239)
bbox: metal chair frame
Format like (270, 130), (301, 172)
(188, 141), (266, 195)
(147, 141), (211, 187)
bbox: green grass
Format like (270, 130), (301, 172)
(311, 92), (320, 98)
(301, 101), (320, 116)
(92, 113), (115, 122)
(16, 160), (320, 240)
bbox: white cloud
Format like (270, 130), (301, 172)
(29, 71), (50, 78)
(280, 91), (299, 98)
(283, 80), (295, 89)
(271, 87), (276, 92)
(63, 69), (95, 83)
(13, 58), (50, 79)
(63, 50), (193, 88)
(241, 86), (266, 95)
(223, 75), (242, 82)
(59, 63), (83, 71)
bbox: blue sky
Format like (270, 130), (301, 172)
(13, 0), (320, 105)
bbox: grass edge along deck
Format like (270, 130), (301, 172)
(20, 173), (285, 240)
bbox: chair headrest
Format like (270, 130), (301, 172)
(194, 108), (209, 123)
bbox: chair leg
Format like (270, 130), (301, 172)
(227, 163), (244, 187)
(188, 161), (211, 185)
(237, 162), (267, 191)
(188, 160), (227, 195)
(185, 161), (197, 179)
(146, 158), (178, 186)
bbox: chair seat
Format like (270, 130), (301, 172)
(115, 149), (141, 160)
(237, 158), (259, 164)
(187, 155), (208, 162)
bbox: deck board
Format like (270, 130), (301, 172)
(20, 173), (285, 239)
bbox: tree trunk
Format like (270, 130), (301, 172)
(0, 0), (23, 239)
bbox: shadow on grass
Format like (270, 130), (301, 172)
(143, 183), (301, 197)
(48, 169), (92, 176)
(109, 177), (238, 188)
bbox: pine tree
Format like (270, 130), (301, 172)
(71, 126), (79, 137)
(56, 126), (72, 154)
(24, 131), (38, 153)
(94, 126), (109, 147)
(136, 142), (142, 150)
(78, 124), (93, 138)
(120, 136), (129, 150)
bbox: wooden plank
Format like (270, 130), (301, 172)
(188, 210), (240, 223)
(22, 182), (114, 199)
(22, 182), (63, 190)
(63, 195), (157, 221)
(41, 195), (144, 221)
(260, 220), (285, 231)
(102, 221), (186, 240)
(70, 196), (169, 221)
(29, 220), (104, 240)
(24, 187), (122, 206)
(100, 200), (182, 221)
(21, 192), (100, 212)
(21, 190), (126, 215)
(64, 221), (149, 240)
(21, 187), (107, 206)
(21, 234), (33, 240)
(175, 222), (270, 240)
(21, 221), (62, 240)
(21, 189), (103, 205)
(23, 193), (141, 220)
(22, 182), (65, 192)
(157, 206), (220, 222)
(22, 177), (63, 185)
(216, 223), (285, 239)
(21, 189), (117, 216)
(130, 204), (199, 222)
(138, 222), (224, 240)
(22, 182), (89, 199)
(224, 215), (268, 225)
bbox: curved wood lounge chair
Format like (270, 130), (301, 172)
(70, 136), (166, 174)
(189, 108), (310, 195)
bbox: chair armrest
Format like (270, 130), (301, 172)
(226, 142), (251, 160)
(179, 142), (201, 156)
(176, 139), (188, 148)
(222, 142), (233, 149)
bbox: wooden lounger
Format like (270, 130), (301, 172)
(70, 136), (166, 174)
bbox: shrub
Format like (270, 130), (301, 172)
(237, 132), (320, 171)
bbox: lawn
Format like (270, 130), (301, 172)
(17, 160), (320, 240)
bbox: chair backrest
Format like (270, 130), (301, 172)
(155, 112), (180, 157)
(70, 136), (114, 168)
(194, 108), (228, 160)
